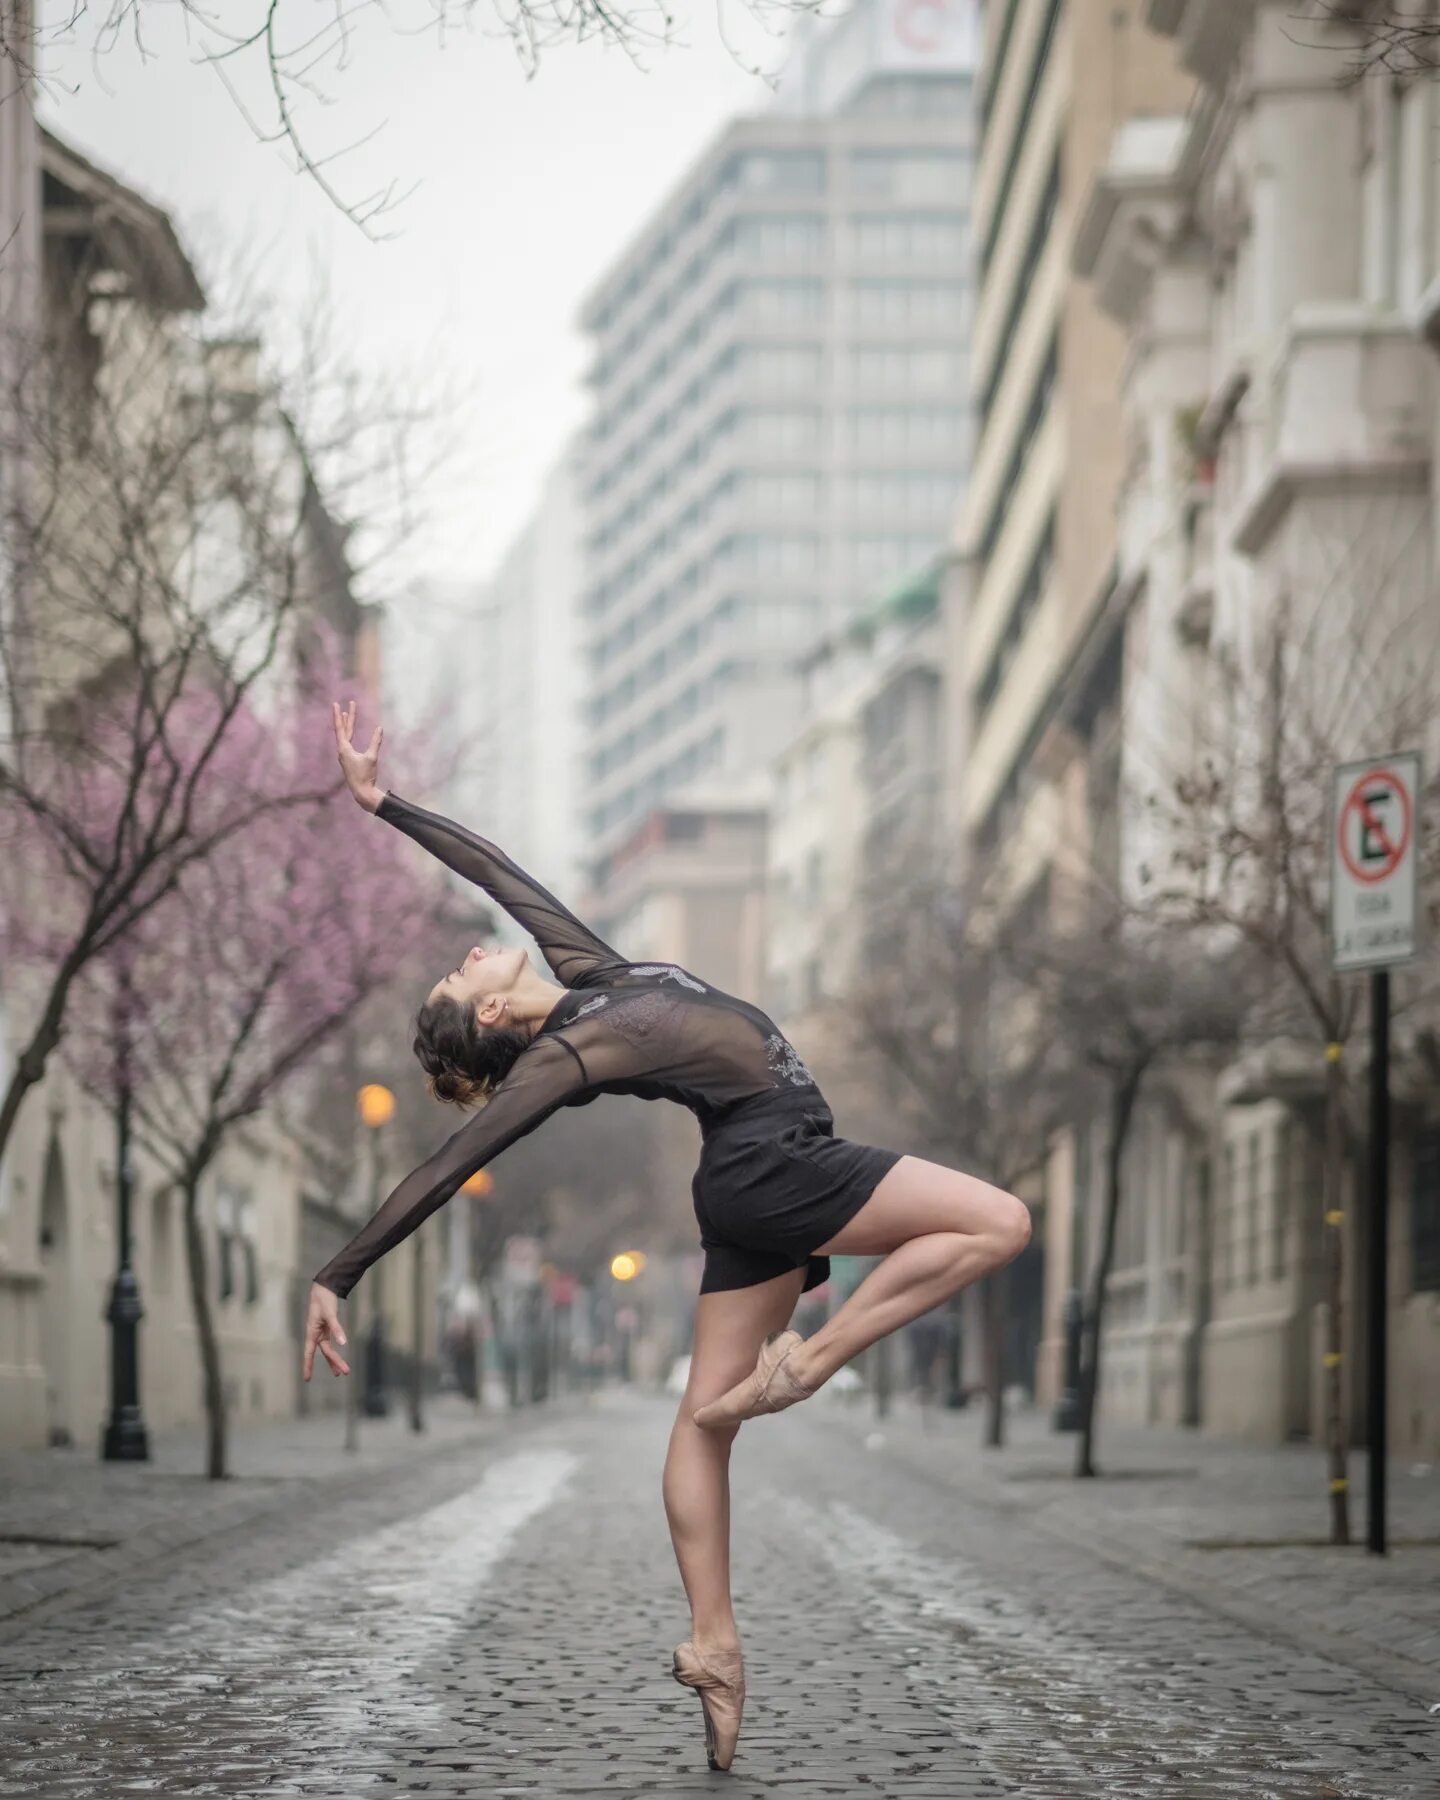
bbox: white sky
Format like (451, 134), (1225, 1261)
(34, 0), (816, 593)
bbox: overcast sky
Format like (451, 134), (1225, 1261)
(35, 0), (812, 596)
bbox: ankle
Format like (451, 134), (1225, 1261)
(789, 1338), (830, 1389)
(691, 1625), (741, 1653)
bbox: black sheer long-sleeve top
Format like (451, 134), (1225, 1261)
(311, 791), (826, 1300)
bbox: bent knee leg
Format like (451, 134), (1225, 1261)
(820, 1156), (1031, 1259)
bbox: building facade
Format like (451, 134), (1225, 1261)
(578, 0), (979, 913)
(1065, 0), (1440, 1449)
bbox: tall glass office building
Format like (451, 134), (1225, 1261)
(577, 0), (979, 882)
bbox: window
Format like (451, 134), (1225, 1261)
(972, 511), (1051, 720)
(843, 471), (958, 517)
(1413, 1129), (1440, 1293)
(847, 280), (968, 328)
(217, 1188), (237, 1303)
(845, 74), (973, 121)
(151, 1189), (173, 1297)
(848, 344), (966, 391)
(736, 344), (824, 393)
(729, 214), (825, 260)
(848, 150), (968, 202)
(239, 1197), (260, 1305)
(736, 471), (824, 514)
(724, 149), (826, 195)
(1271, 1119), (1291, 1281)
(847, 214), (966, 264)
(728, 533), (820, 578)
(1219, 1143), (1236, 1291)
(733, 279), (825, 322)
(740, 408), (822, 454)
(1247, 1130), (1261, 1285)
(845, 405), (968, 453)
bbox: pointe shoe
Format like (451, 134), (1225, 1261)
(692, 1328), (815, 1430)
(671, 1639), (745, 1771)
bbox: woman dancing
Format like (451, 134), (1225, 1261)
(303, 703), (1031, 1774)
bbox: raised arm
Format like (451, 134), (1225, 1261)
(330, 701), (626, 987)
(375, 790), (627, 987)
(311, 1034), (588, 1301)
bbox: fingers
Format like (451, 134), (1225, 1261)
(319, 1339), (351, 1378)
(365, 725), (383, 760)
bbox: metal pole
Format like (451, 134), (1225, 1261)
(363, 1128), (390, 1418)
(409, 1229), (425, 1433)
(102, 974), (148, 1462)
(1367, 968), (1390, 1556)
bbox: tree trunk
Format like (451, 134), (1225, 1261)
(1076, 1068), (1142, 1479)
(983, 1271), (1007, 1448)
(0, 958), (80, 1172)
(182, 1175), (229, 1480)
(1322, 1042), (1351, 1545)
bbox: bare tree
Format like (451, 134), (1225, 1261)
(1013, 895), (1247, 1479)
(1307, 3), (1440, 79)
(5, 0), (826, 232)
(836, 852), (1060, 1445)
(0, 266), (427, 1184)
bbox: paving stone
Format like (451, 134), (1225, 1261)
(1, 1389), (1436, 1796)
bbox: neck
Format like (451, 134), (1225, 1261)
(509, 968), (570, 1036)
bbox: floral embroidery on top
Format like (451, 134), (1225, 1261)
(765, 1032), (816, 1088)
(573, 994), (610, 1018)
(630, 963), (707, 993)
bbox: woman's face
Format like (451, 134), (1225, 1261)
(427, 943), (530, 1027)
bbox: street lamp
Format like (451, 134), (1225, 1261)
(103, 963), (149, 1462)
(357, 1083), (395, 1418)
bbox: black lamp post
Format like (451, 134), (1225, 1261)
(358, 1084), (394, 1419)
(102, 971), (149, 1462)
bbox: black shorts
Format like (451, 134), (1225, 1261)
(690, 1090), (904, 1295)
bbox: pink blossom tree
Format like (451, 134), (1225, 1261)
(66, 673), (434, 1478)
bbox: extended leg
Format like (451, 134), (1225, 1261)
(695, 1157), (1029, 1428)
(663, 1267), (806, 1653)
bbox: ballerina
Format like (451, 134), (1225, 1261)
(302, 702), (1031, 1772)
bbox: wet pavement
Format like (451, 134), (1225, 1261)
(1, 1389), (1436, 1797)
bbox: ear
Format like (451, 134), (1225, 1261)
(474, 993), (507, 1029)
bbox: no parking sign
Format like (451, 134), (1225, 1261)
(1330, 752), (1421, 972)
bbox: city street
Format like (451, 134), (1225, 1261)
(1, 1390), (1436, 1798)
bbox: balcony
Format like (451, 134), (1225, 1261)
(1232, 305), (1432, 555)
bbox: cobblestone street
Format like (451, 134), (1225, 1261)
(1, 1389), (1437, 1798)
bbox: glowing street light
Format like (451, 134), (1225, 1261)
(610, 1252), (639, 1282)
(357, 1081), (396, 1417)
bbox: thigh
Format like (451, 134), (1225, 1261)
(811, 1153), (1022, 1258)
(682, 1266), (808, 1409)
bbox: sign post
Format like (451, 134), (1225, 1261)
(1330, 751), (1421, 1558)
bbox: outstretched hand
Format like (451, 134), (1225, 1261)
(332, 700), (385, 812)
(303, 1282), (350, 1381)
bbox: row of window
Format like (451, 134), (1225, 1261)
(980, 0), (1063, 281)
(124, 1186), (260, 1305)
(590, 662), (734, 779)
(974, 508), (1056, 720)
(594, 203), (969, 387)
(588, 726), (726, 836)
(591, 291), (970, 509)
(979, 151), (1060, 429)
(587, 406), (968, 612)
(977, 331), (1058, 566)
(723, 148), (970, 202)
(592, 134), (970, 331)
